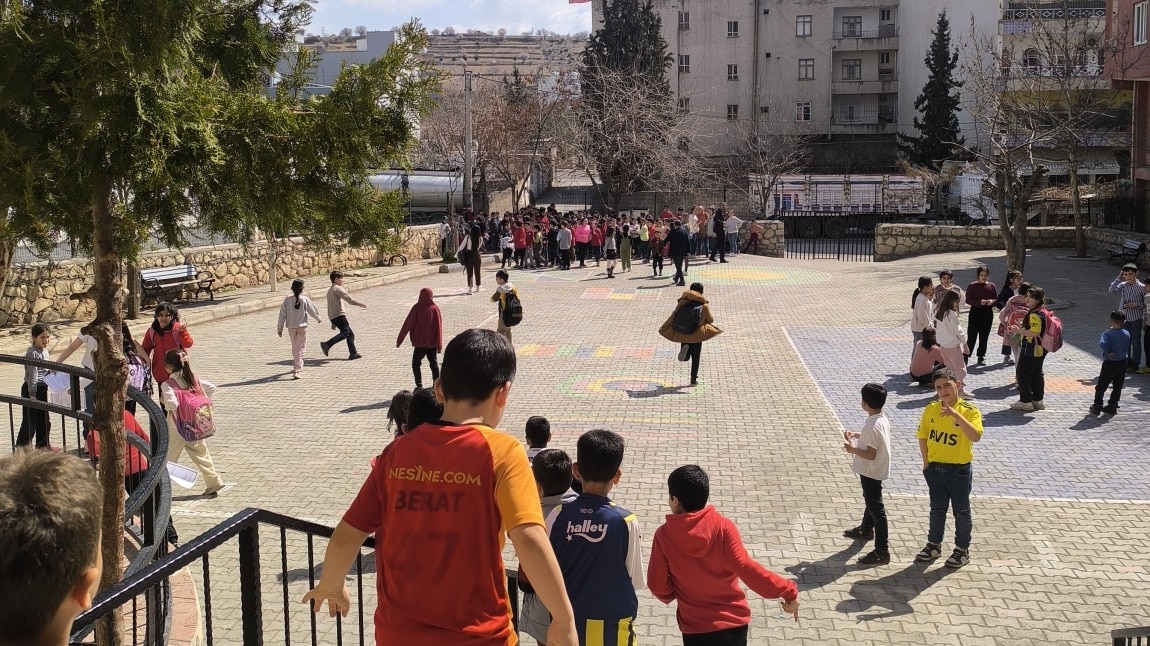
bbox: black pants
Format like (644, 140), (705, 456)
(16, 381), (50, 448)
(1095, 359), (1127, 407)
(968, 307), (994, 360)
(412, 348), (440, 388)
(465, 255), (482, 289)
(651, 255), (664, 275)
(1016, 353), (1046, 403)
(671, 256), (686, 284)
(709, 234), (726, 261)
(559, 248), (572, 269)
(858, 475), (889, 552)
(576, 241), (589, 265)
(326, 315), (358, 355)
(683, 342), (702, 382)
(683, 624), (748, 646)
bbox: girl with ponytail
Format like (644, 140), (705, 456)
(277, 279), (323, 379)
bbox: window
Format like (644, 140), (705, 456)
(727, 64), (739, 81)
(799, 58), (815, 79)
(796, 101), (812, 122)
(727, 21), (739, 38)
(796, 15), (812, 37)
(842, 16), (862, 37)
(1024, 48), (1041, 72)
(880, 9), (892, 22)
(677, 97), (690, 114)
(880, 52), (891, 65)
(1136, 3), (1147, 45)
(678, 54), (690, 73)
(678, 11), (690, 31)
(726, 104), (739, 121)
(842, 59), (862, 80)
(846, 102), (862, 122)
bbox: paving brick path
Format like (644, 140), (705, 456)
(5, 249), (1150, 644)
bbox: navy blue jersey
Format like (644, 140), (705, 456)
(546, 493), (644, 646)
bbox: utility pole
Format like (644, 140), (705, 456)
(464, 70), (475, 212)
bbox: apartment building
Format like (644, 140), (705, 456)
(1108, 0), (1150, 212)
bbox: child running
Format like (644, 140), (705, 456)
(548, 429), (645, 645)
(647, 465), (799, 645)
(841, 383), (893, 565)
(161, 349), (225, 497)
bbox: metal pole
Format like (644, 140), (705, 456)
(464, 71), (475, 211)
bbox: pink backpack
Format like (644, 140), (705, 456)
(166, 378), (216, 441)
(1040, 308), (1064, 353)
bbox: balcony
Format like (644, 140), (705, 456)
(832, 76), (899, 95)
(833, 25), (899, 40)
(1001, 1), (1105, 21)
(832, 25), (899, 51)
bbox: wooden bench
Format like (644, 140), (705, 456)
(1108, 239), (1145, 264)
(140, 265), (215, 305)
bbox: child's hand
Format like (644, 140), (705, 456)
(939, 400), (957, 418)
(842, 441), (854, 454)
(1107, 352), (1117, 360)
(780, 598), (800, 621)
(301, 583), (351, 617)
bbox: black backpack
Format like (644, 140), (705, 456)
(503, 292), (524, 327)
(671, 301), (703, 334)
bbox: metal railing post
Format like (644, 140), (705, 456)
(238, 523), (264, 645)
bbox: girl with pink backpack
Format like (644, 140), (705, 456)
(160, 348), (225, 496)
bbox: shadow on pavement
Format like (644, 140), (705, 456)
(784, 543), (865, 594)
(979, 409), (1037, 427)
(834, 561), (955, 622)
(219, 373), (295, 388)
(279, 552), (378, 584)
(625, 385), (692, 399)
(1070, 414), (1109, 431)
(342, 398), (392, 414)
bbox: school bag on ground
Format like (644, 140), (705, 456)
(166, 378), (217, 441)
(503, 292), (524, 327)
(1040, 308), (1064, 353)
(671, 301), (704, 334)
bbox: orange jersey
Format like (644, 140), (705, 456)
(344, 422), (542, 645)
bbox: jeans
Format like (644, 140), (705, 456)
(968, 307), (994, 360)
(1124, 320), (1143, 369)
(924, 462), (973, 549)
(682, 624), (748, 646)
(858, 475), (889, 552)
(326, 315), (358, 356)
(727, 232), (739, 255)
(1016, 353), (1045, 403)
(1095, 359), (1127, 407)
(412, 347), (439, 388)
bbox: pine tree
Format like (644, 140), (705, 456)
(898, 11), (964, 170)
(579, 0), (674, 208)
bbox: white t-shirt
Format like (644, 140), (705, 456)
(852, 412), (891, 481)
(75, 333), (99, 370)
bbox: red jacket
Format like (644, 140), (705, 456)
(647, 505), (797, 635)
(396, 288), (443, 351)
(142, 322), (193, 384)
(86, 411), (151, 476)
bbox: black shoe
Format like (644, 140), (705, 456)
(843, 526), (875, 540)
(914, 542), (942, 562)
(1089, 404), (1103, 414)
(944, 547), (970, 569)
(977, 357), (985, 365)
(689, 378), (698, 386)
(320, 341), (330, 357)
(719, 259), (729, 263)
(348, 353), (363, 360)
(1102, 404), (1118, 415)
(858, 550), (891, 566)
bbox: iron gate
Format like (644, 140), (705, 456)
(776, 212), (905, 262)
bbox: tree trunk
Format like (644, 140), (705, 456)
(1067, 151), (1088, 257)
(90, 189), (127, 646)
(996, 173), (1027, 273)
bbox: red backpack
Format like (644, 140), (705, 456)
(166, 378), (217, 441)
(1040, 308), (1064, 353)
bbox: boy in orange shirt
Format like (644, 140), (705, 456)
(303, 329), (577, 646)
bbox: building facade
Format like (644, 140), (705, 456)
(1109, 0), (1150, 213)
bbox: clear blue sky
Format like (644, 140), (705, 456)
(307, 0), (593, 36)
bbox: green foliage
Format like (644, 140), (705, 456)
(898, 11), (965, 170)
(579, 0), (674, 208)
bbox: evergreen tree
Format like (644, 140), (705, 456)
(898, 11), (964, 170)
(579, 0), (674, 208)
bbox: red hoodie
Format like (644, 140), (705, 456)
(647, 505), (797, 635)
(396, 288), (443, 351)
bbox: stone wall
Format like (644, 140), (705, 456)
(1083, 228), (1150, 268)
(874, 225), (1078, 262)
(0, 225), (441, 326)
(735, 219), (785, 258)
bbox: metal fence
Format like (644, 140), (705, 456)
(777, 212), (907, 262)
(12, 227), (244, 265)
(1113, 625), (1150, 646)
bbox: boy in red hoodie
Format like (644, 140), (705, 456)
(647, 465), (800, 645)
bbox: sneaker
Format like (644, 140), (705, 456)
(976, 357), (985, 365)
(348, 353), (363, 360)
(1139, 367), (1150, 374)
(1102, 404), (1119, 415)
(466, 287), (473, 295)
(689, 378), (698, 386)
(1004, 357), (1015, 366)
(1089, 404), (1103, 414)
(842, 526), (875, 540)
(203, 483), (226, 496)
(1010, 401), (1035, 412)
(858, 550), (891, 566)
(914, 542), (942, 562)
(958, 390), (976, 399)
(1032, 400), (1045, 411)
(292, 372), (301, 380)
(678, 345), (689, 361)
(319, 341), (330, 357)
(944, 547), (970, 569)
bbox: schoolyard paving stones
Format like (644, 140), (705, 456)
(3, 249), (1149, 644)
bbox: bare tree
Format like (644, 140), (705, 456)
(355, 25), (367, 38)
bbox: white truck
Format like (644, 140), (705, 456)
(751, 173), (928, 238)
